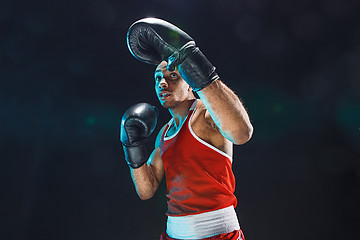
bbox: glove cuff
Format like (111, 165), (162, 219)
(175, 47), (219, 92)
(122, 144), (147, 169)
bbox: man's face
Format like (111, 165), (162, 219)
(154, 61), (192, 109)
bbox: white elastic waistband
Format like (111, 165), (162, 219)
(166, 206), (240, 239)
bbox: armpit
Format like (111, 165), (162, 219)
(204, 110), (220, 132)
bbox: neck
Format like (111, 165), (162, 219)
(168, 99), (196, 128)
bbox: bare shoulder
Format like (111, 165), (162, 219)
(191, 100), (232, 155)
(149, 123), (166, 171)
(192, 101), (220, 132)
(154, 122), (168, 148)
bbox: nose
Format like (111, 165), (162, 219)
(158, 77), (168, 89)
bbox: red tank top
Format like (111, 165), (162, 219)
(160, 100), (237, 216)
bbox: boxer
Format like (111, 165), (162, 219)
(121, 18), (253, 240)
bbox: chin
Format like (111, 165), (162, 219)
(161, 100), (176, 109)
(161, 102), (171, 109)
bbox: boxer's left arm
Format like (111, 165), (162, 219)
(170, 40), (253, 145)
(197, 80), (253, 145)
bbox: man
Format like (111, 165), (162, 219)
(121, 18), (253, 240)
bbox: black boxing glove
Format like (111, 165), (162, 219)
(120, 103), (158, 168)
(126, 17), (219, 92)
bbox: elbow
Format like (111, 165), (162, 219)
(136, 188), (155, 200)
(139, 194), (153, 201)
(232, 124), (253, 145)
(138, 192), (153, 201)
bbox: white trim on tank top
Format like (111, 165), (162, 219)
(163, 100), (198, 141)
(163, 99), (233, 162)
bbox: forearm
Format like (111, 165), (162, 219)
(130, 163), (160, 200)
(197, 80), (253, 144)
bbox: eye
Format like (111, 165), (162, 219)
(170, 72), (178, 79)
(154, 72), (163, 82)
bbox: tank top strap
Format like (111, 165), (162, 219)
(189, 99), (198, 111)
(163, 99), (199, 140)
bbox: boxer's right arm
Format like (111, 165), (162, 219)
(129, 126), (166, 200)
(120, 103), (164, 200)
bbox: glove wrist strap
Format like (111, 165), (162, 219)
(175, 47), (219, 92)
(123, 144), (147, 168)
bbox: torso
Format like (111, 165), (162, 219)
(159, 99), (237, 216)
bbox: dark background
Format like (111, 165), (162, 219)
(1, 0), (360, 239)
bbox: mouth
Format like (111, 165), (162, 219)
(159, 92), (171, 100)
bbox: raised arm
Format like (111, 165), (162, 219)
(172, 37), (253, 145)
(197, 80), (253, 145)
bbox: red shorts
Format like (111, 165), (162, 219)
(160, 229), (245, 240)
